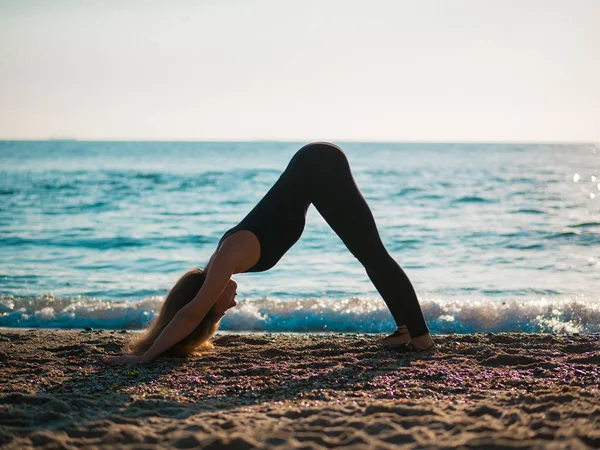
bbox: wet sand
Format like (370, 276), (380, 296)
(0, 329), (598, 449)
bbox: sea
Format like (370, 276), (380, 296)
(1, 141), (599, 334)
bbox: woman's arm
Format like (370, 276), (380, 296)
(139, 252), (236, 362)
(104, 251), (236, 365)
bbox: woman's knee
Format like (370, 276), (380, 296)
(361, 248), (396, 272)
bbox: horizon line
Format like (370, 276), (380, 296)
(0, 137), (598, 146)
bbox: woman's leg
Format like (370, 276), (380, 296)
(294, 143), (431, 340)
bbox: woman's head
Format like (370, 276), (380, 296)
(127, 267), (235, 357)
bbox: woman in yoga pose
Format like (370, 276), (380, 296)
(104, 142), (435, 365)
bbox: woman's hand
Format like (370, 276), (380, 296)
(102, 354), (146, 366)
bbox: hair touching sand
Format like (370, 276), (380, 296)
(127, 268), (221, 357)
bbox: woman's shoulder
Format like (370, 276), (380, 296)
(217, 230), (261, 273)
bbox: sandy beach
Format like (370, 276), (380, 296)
(0, 330), (598, 449)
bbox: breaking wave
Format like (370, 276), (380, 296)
(1, 294), (598, 334)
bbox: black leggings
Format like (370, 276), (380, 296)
(220, 142), (430, 337)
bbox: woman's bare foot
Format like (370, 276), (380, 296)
(409, 333), (436, 351)
(378, 325), (411, 346)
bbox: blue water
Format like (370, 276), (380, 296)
(1, 141), (599, 333)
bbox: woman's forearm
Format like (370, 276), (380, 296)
(138, 248), (235, 363)
(140, 307), (200, 362)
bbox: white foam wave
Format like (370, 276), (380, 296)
(224, 296), (600, 334)
(1, 294), (598, 334)
(0, 294), (162, 330)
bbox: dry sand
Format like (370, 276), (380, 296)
(0, 329), (598, 449)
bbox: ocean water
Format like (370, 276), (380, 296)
(1, 141), (599, 333)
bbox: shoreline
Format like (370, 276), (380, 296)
(1, 326), (598, 336)
(0, 327), (379, 334)
(1, 330), (598, 449)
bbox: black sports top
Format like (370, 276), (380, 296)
(216, 147), (311, 272)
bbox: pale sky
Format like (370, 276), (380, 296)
(0, 0), (599, 142)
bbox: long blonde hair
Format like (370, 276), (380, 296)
(127, 268), (221, 357)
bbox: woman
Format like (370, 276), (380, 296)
(104, 142), (436, 365)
